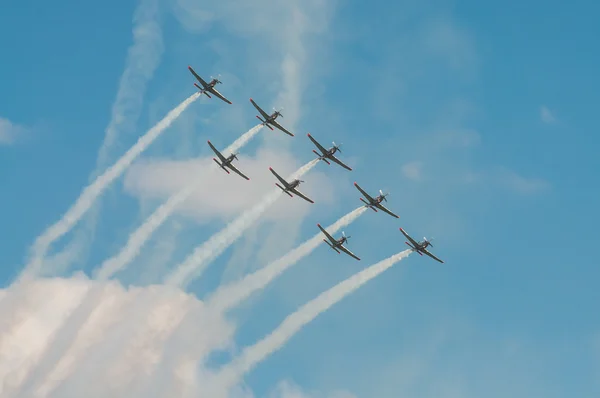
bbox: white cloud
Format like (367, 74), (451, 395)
(123, 147), (335, 224)
(433, 128), (481, 148)
(0, 277), (235, 398)
(0, 117), (26, 145)
(499, 169), (550, 195)
(540, 105), (556, 124)
(0, 277), (362, 398)
(270, 380), (358, 398)
(401, 161), (424, 181)
(421, 16), (478, 71)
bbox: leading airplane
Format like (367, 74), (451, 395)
(317, 224), (360, 261)
(249, 98), (294, 137)
(207, 140), (250, 181)
(307, 133), (352, 171)
(188, 66), (233, 104)
(399, 227), (444, 263)
(269, 167), (314, 203)
(353, 182), (400, 218)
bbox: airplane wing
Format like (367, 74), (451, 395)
(188, 66), (208, 88)
(307, 133), (329, 155)
(269, 119), (294, 137)
(250, 98), (271, 119)
(338, 245), (361, 261)
(317, 223), (337, 245)
(289, 187), (314, 204)
(207, 87), (232, 104)
(375, 202), (400, 218)
(353, 182), (376, 203)
(207, 140), (227, 163)
(399, 228), (420, 248)
(226, 163), (250, 181)
(269, 167), (290, 189)
(422, 248), (444, 263)
(329, 154), (353, 171)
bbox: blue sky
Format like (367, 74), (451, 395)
(1, 0), (599, 397)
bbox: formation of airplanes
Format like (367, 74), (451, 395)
(189, 65), (445, 264)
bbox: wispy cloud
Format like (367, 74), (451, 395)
(123, 147), (334, 224)
(421, 16), (479, 72)
(401, 161), (424, 181)
(270, 380), (358, 398)
(499, 169), (550, 195)
(540, 105), (556, 124)
(0, 117), (27, 145)
(45, 0), (165, 276)
(95, 0), (164, 168)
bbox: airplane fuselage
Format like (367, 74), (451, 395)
(288, 179), (300, 190)
(334, 237), (347, 247)
(407, 241), (430, 253)
(368, 196), (385, 206)
(215, 154), (237, 170)
(197, 80), (218, 95)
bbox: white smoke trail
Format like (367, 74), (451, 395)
(96, 0), (164, 169)
(216, 249), (412, 391)
(165, 158), (320, 289)
(17, 125), (265, 393)
(22, 92), (201, 281)
(208, 206), (368, 312)
(28, 158), (317, 391)
(94, 124), (264, 280)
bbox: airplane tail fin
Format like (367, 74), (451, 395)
(194, 83), (212, 98)
(405, 242), (422, 255)
(256, 116), (274, 130)
(213, 158), (229, 174)
(276, 183), (294, 197)
(359, 198), (378, 211)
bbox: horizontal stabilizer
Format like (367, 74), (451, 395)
(276, 183), (294, 197)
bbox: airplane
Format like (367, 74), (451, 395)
(269, 167), (314, 203)
(249, 98), (294, 136)
(353, 182), (400, 218)
(399, 227), (444, 263)
(188, 66), (232, 104)
(317, 224), (360, 261)
(307, 133), (352, 171)
(207, 140), (250, 181)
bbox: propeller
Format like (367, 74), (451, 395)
(341, 230), (351, 242)
(379, 189), (389, 202)
(332, 141), (342, 153)
(211, 74), (222, 84)
(231, 152), (239, 161)
(273, 107), (284, 118)
(423, 237), (434, 247)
